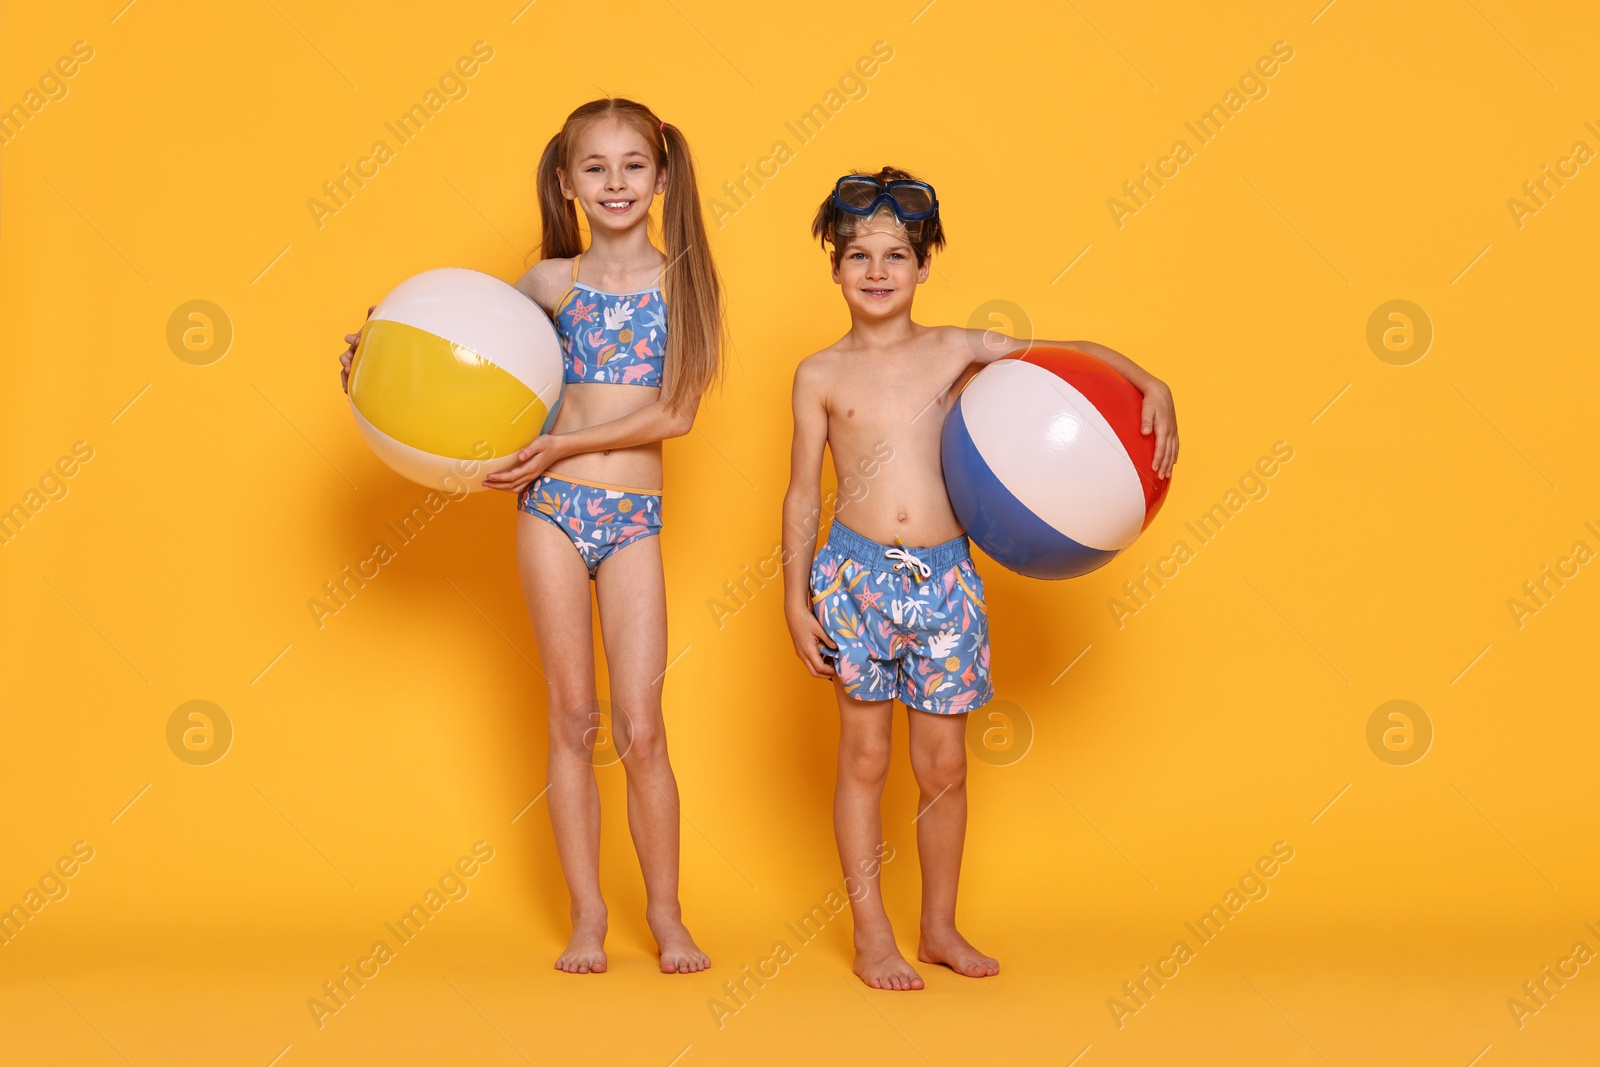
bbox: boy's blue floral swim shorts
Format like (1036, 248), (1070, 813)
(809, 520), (993, 715)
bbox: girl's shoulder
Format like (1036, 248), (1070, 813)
(513, 257), (578, 312)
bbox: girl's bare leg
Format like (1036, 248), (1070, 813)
(594, 534), (709, 973)
(516, 512), (607, 973)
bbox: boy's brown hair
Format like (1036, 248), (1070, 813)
(810, 165), (947, 269)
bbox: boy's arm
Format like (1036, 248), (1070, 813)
(781, 358), (838, 680)
(961, 331), (1180, 480)
(968, 330), (1155, 388)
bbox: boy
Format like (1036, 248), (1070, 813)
(782, 167), (1177, 990)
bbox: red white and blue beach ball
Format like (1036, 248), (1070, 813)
(942, 347), (1171, 580)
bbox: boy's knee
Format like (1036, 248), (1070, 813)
(912, 745), (966, 792)
(841, 736), (892, 782)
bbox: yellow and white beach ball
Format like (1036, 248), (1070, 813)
(347, 268), (563, 492)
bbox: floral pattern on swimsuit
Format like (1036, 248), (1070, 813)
(808, 525), (993, 715)
(554, 267), (667, 387)
(519, 474), (662, 579)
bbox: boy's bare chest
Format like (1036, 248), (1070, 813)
(827, 357), (961, 431)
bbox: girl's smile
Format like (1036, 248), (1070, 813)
(559, 115), (667, 229)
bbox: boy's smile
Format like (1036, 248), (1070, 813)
(832, 227), (931, 318)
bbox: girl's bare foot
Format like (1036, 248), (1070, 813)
(555, 916), (608, 974)
(917, 924), (998, 978)
(854, 937), (925, 990)
(648, 910), (710, 973)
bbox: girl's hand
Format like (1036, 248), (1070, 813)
(786, 607), (837, 680)
(1138, 378), (1179, 480)
(481, 434), (567, 493)
(339, 305), (376, 393)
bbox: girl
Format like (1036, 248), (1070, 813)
(340, 98), (722, 974)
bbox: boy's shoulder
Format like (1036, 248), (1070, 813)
(792, 339), (848, 388)
(791, 326), (975, 402)
(922, 323), (973, 354)
(796, 324), (968, 371)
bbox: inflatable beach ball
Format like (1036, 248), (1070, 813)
(941, 347), (1171, 579)
(347, 268), (563, 492)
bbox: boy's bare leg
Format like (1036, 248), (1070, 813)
(907, 708), (999, 977)
(834, 681), (924, 990)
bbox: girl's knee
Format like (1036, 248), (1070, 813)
(548, 695), (604, 753)
(614, 704), (667, 768)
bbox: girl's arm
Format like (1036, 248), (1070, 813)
(486, 259), (689, 490)
(480, 397), (695, 492)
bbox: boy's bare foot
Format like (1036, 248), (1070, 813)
(555, 917), (608, 974)
(854, 938), (925, 990)
(917, 925), (999, 977)
(649, 911), (710, 973)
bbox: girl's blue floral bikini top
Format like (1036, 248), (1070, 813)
(553, 253), (667, 388)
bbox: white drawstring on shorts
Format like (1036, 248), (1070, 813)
(885, 546), (931, 581)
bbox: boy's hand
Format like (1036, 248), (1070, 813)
(1137, 378), (1179, 480)
(786, 607), (837, 680)
(339, 305), (376, 394)
(481, 434), (566, 493)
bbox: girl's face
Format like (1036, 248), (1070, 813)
(831, 226), (929, 320)
(558, 116), (666, 234)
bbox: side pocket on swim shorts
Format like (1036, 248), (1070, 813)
(954, 559), (986, 610)
(810, 549), (844, 606)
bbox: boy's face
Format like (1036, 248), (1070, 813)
(830, 223), (929, 320)
(557, 116), (667, 234)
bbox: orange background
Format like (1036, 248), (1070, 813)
(2, 1), (1597, 1063)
